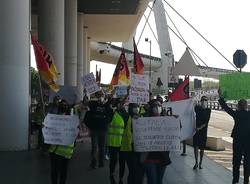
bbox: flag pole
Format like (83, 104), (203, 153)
(37, 72), (46, 117)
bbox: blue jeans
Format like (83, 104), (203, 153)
(145, 163), (166, 184)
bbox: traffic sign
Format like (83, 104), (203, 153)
(233, 50), (247, 69)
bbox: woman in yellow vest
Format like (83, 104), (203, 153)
(48, 99), (75, 184)
(108, 98), (128, 184)
(120, 103), (145, 184)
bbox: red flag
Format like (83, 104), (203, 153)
(133, 38), (144, 74)
(110, 49), (130, 86)
(169, 77), (189, 101)
(31, 35), (59, 92)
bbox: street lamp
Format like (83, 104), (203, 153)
(145, 38), (152, 91)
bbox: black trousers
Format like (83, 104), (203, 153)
(50, 153), (69, 184)
(124, 152), (145, 184)
(109, 147), (126, 179)
(232, 140), (250, 184)
(90, 130), (106, 167)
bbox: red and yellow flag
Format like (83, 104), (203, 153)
(31, 35), (60, 92)
(110, 49), (130, 87)
(133, 38), (144, 75)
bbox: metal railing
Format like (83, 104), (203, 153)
(208, 101), (238, 110)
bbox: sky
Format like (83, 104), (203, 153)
(32, 0), (250, 84)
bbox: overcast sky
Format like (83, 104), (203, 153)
(92, 0), (250, 83)
(32, 0), (250, 84)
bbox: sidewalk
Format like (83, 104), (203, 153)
(0, 138), (242, 184)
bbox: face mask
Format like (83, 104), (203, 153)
(132, 107), (139, 114)
(153, 107), (161, 114)
(201, 101), (208, 109)
(124, 106), (128, 112)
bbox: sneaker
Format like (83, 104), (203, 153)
(105, 155), (110, 160)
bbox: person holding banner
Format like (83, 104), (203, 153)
(142, 99), (172, 184)
(47, 99), (75, 184)
(193, 96), (211, 170)
(218, 90), (250, 184)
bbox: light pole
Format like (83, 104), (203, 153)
(145, 38), (152, 91)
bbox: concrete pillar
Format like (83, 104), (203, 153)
(65, 0), (77, 86)
(83, 28), (89, 77)
(0, 0), (29, 150)
(38, 0), (65, 85)
(86, 39), (91, 74)
(77, 13), (84, 98)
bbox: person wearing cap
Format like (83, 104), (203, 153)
(218, 90), (250, 184)
(193, 96), (211, 170)
(84, 91), (113, 169)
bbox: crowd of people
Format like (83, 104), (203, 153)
(39, 87), (250, 184)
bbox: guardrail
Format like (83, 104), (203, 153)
(208, 101), (238, 110)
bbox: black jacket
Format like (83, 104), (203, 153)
(84, 100), (113, 131)
(218, 98), (250, 143)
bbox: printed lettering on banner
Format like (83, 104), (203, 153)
(133, 116), (181, 152)
(129, 74), (149, 104)
(42, 113), (79, 146)
(81, 73), (100, 95)
(114, 85), (128, 98)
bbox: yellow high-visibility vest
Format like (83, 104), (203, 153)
(107, 111), (125, 147)
(120, 116), (132, 152)
(49, 144), (74, 159)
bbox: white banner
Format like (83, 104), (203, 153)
(81, 73), (100, 95)
(133, 116), (181, 152)
(163, 98), (196, 141)
(42, 114), (79, 146)
(129, 74), (149, 104)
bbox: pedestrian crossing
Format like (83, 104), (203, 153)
(205, 149), (244, 177)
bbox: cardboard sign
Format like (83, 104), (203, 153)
(114, 85), (128, 98)
(81, 73), (100, 95)
(220, 73), (250, 100)
(133, 116), (181, 152)
(129, 74), (149, 104)
(42, 114), (79, 146)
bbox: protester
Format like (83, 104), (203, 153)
(84, 91), (113, 169)
(218, 90), (250, 184)
(48, 99), (74, 184)
(193, 96), (211, 170)
(108, 98), (128, 184)
(120, 103), (145, 184)
(142, 99), (172, 184)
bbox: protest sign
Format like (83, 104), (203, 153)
(219, 73), (250, 100)
(133, 116), (181, 152)
(42, 114), (79, 146)
(114, 85), (128, 98)
(81, 73), (100, 95)
(129, 74), (149, 104)
(163, 99), (196, 141)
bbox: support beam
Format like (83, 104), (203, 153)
(0, 0), (29, 150)
(38, 0), (65, 85)
(65, 0), (77, 86)
(153, 0), (173, 94)
(77, 13), (84, 98)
